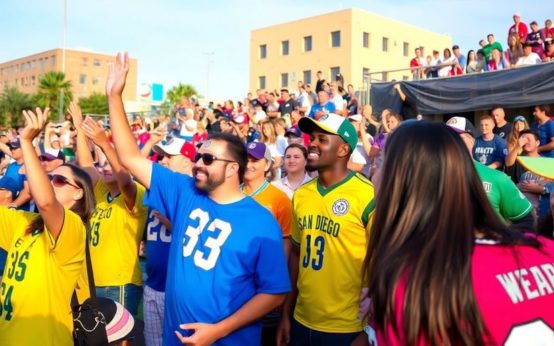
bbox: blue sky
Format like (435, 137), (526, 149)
(0, 0), (548, 101)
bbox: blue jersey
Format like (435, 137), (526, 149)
(535, 120), (554, 158)
(472, 135), (507, 166)
(308, 102), (336, 119)
(144, 208), (172, 292)
(145, 164), (291, 346)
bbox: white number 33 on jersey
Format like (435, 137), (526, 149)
(182, 208), (232, 270)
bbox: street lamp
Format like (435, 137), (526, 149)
(58, 0), (67, 121)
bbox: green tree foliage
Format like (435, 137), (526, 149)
(37, 71), (73, 119)
(0, 87), (35, 127)
(78, 92), (108, 114)
(166, 83), (197, 106)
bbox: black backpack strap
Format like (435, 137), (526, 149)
(72, 227), (97, 307)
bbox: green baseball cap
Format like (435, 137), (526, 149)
(298, 113), (358, 152)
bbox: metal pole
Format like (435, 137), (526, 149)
(58, 0), (67, 121)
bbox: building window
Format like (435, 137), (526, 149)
(363, 32), (370, 48)
(258, 76), (266, 89)
(31, 76), (36, 85)
(282, 40), (289, 56)
(51, 56), (56, 66)
(82, 57), (88, 66)
(382, 37), (389, 52)
(330, 66), (341, 81)
(403, 42), (410, 57)
(331, 31), (341, 47)
(303, 70), (312, 85)
(79, 74), (87, 84)
(259, 44), (267, 59)
(304, 36), (312, 52)
(382, 72), (388, 81)
(92, 77), (100, 85)
(281, 73), (288, 88)
(93, 59), (101, 67)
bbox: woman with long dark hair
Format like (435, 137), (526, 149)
(356, 121), (554, 345)
(0, 108), (95, 345)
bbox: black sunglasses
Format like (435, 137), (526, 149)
(49, 174), (81, 189)
(193, 153), (235, 166)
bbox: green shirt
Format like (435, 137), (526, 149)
(482, 42), (504, 62)
(474, 161), (532, 221)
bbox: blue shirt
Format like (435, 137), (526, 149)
(144, 208), (172, 292)
(472, 135), (507, 166)
(535, 120), (554, 158)
(145, 164), (290, 346)
(308, 102), (336, 119)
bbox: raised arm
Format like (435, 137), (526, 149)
(106, 52), (152, 189)
(80, 118), (137, 210)
(20, 108), (65, 240)
(68, 101), (101, 186)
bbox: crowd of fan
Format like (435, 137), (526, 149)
(410, 13), (554, 79)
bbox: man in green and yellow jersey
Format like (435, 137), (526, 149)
(277, 113), (375, 345)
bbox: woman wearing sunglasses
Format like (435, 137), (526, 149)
(69, 102), (148, 316)
(0, 107), (95, 345)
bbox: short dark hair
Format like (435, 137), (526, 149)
(207, 132), (247, 182)
(280, 88), (289, 93)
(519, 129), (540, 141)
(285, 143), (308, 160)
(536, 104), (551, 114)
(317, 70), (322, 74)
(487, 33), (494, 38)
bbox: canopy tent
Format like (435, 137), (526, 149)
(370, 62), (554, 117)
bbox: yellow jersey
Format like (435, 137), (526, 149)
(89, 179), (148, 286)
(291, 171), (375, 333)
(0, 207), (86, 345)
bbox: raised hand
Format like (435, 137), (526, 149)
(68, 101), (84, 128)
(106, 52), (129, 97)
(80, 117), (109, 146)
(21, 107), (50, 142)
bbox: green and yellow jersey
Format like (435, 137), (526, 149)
(88, 179), (148, 287)
(291, 171), (375, 333)
(0, 207), (86, 345)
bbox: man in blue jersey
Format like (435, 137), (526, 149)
(106, 53), (291, 346)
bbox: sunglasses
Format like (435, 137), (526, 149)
(193, 153), (235, 166)
(49, 174), (80, 189)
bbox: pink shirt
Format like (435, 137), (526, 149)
(369, 237), (554, 345)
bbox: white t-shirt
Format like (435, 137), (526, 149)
(179, 118), (197, 138)
(253, 110), (267, 124)
(331, 94), (345, 112)
(515, 53), (542, 66)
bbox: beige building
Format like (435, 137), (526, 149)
(249, 8), (452, 92)
(0, 48), (137, 101)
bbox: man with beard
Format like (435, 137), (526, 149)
(277, 113), (376, 346)
(105, 52), (290, 346)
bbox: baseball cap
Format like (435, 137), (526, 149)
(246, 142), (272, 161)
(153, 137), (196, 161)
(452, 44), (460, 50)
(95, 297), (143, 343)
(39, 149), (66, 162)
(517, 156), (554, 180)
(0, 177), (20, 198)
(513, 115), (526, 122)
(7, 140), (20, 150)
(445, 117), (477, 137)
(299, 113), (357, 152)
(285, 126), (302, 138)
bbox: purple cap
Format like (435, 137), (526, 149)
(285, 126), (302, 138)
(246, 142), (272, 161)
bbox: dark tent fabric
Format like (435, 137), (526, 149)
(370, 62), (554, 116)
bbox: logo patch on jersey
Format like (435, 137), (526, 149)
(319, 114), (329, 121)
(248, 142), (256, 149)
(331, 199), (349, 216)
(482, 182), (492, 193)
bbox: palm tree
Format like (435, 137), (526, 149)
(37, 71), (73, 120)
(166, 83), (198, 106)
(78, 92), (108, 114)
(0, 87), (35, 127)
